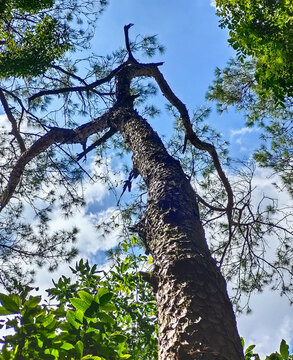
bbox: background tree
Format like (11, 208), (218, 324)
(0, 0), (108, 77)
(0, 0), (108, 290)
(206, 58), (293, 197)
(214, 0), (292, 103)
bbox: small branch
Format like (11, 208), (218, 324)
(0, 112), (111, 212)
(76, 127), (117, 161)
(0, 89), (26, 153)
(28, 63), (125, 102)
(124, 23), (137, 62)
(151, 68), (234, 216)
(51, 64), (89, 86)
(197, 194), (226, 212)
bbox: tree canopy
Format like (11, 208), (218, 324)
(215, 0), (292, 103)
(0, 0), (108, 77)
(207, 58), (293, 197)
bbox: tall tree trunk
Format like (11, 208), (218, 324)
(110, 107), (244, 360)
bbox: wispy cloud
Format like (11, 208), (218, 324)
(230, 127), (258, 137)
(210, 0), (217, 8)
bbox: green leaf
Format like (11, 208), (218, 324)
(97, 312), (115, 325)
(60, 342), (75, 350)
(75, 309), (84, 323)
(25, 296), (41, 308)
(0, 306), (17, 315)
(0, 293), (20, 312)
(95, 288), (113, 306)
(245, 344), (256, 354)
(99, 303), (116, 312)
(75, 340), (84, 357)
(78, 290), (94, 306)
(69, 298), (90, 313)
(84, 301), (99, 318)
(42, 313), (55, 328)
(111, 334), (127, 343)
(66, 310), (81, 329)
(280, 340), (289, 359)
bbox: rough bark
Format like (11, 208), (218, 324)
(110, 107), (244, 359)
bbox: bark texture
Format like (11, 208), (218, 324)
(111, 107), (244, 359)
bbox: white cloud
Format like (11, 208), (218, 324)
(233, 167), (293, 355)
(237, 289), (293, 357)
(230, 127), (258, 138)
(210, 0), (217, 8)
(0, 114), (8, 129)
(201, 165), (293, 355)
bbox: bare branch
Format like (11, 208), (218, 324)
(0, 112), (111, 211)
(124, 23), (136, 62)
(28, 63), (125, 102)
(0, 89), (26, 153)
(76, 127), (117, 161)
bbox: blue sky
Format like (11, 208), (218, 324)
(0, 0), (292, 356)
(91, 0), (260, 157)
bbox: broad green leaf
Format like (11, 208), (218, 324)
(99, 303), (116, 312)
(10, 295), (21, 309)
(70, 298), (90, 313)
(84, 301), (100, 318)
(37, 337), (44, 348)
(111, 334), (127, 343)
(66, 310), (80, 329)
(95, 288), (113, 306)
(0, 306), (16, 315)
(97, 312), (115, 325)
(280, 340), (289, 359)
(60, 342), (75, 350)
(78, 290), (94, 306)
(42, 313), (55, 328)
(75, 309), (84, 323)
(75, 340), (84, 357)
(25, 296), (41, 308)
(0, 293), (20, 312)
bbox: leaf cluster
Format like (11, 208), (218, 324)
(215, 0), (292, 103)
(242, 338), (293, 360)
(0, 0), (108, 78)
(0, 238), (157, 359)
(207, 58), (293, 197)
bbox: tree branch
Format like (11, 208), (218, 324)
(0, 112), (111, 211)
(28, 63), (125, 102)
(76, 127), (117, 161)
(124, 23), (136, 62)
(0, 89), (26, 153)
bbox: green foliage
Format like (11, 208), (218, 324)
(207, 58), (293, 196)
(242, 338), (293, 360)
(0, 16), (70, 78)
(0, 0), (108, 77)
(215, 0), (292, 103)
(0, 238), (157, 359)
(0, 243), (291, 359)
